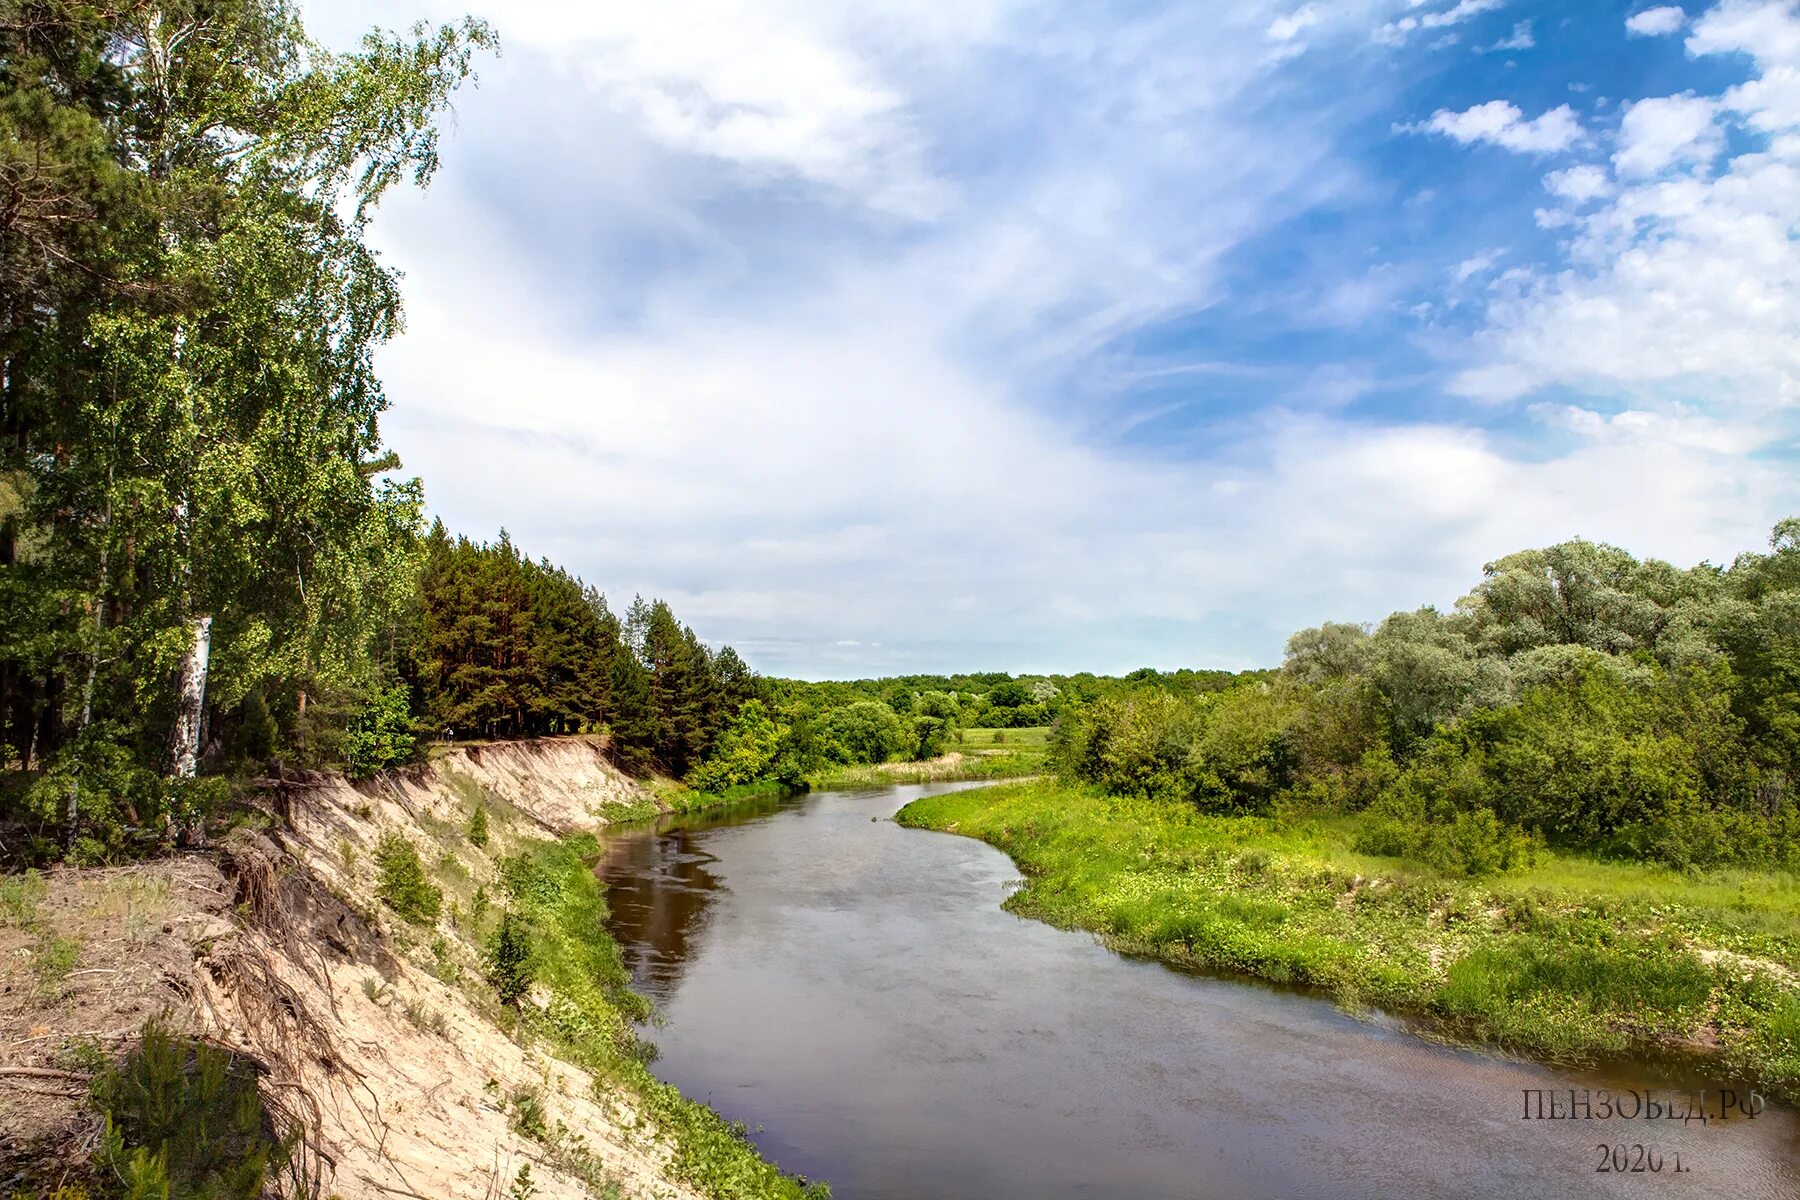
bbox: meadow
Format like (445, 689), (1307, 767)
(804, 727), (1051, 790)
(897, 778), (1800, 1097)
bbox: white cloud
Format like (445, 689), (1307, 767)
(1613, 93), (1722, 175)
(293, 0), (1800, 676)
(1454, 0), (1800, 438)
(299, 0), (1487, 674)
(1482, 20), (1535, 51)
(1695, 2), (1800, 131)
(1376, 0), (1509, 45)
(1269, 5), (1321, 41)
(1453, 252), (1498, 282)
(312, 0), (1004, 222)
(1411, 100), (1582, 152)
(1627, 6), (1690, 37)
(1687, 0), (1800, 62)
(1544, 163), (1614, 201)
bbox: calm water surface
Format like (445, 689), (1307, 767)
(595, 782), (1800, 1200)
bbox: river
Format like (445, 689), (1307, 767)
(594, 781), (1800, 1199)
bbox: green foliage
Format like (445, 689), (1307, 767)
(93, 1020), (292, 1200)
(1038, 522), (1800, 873)
(1053, 683), (1299, 812)
(467, 802), (489, 848)
(373, 832), (442, 925)
(343, 685), (419, 778)
(1355, 801), (1537, 877)
(485, 910), (535, 1007)
(686, 701), (806, 792)
(0, 0), (494, 849)
(813, 701), (910, 765)
(407, 532), (757, 776)
(806, 748), (1046, 789)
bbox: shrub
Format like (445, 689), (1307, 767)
(467, 803), (490, 848)
(1610, 804), (1800, 870)
(487, 910), (536, 1006)
(23, 736), (186, 861)
(343, 685), (419, 779)
(509, 1084), (549, 1140)
(1418, 809), (1537, 877)
(94, 1020), (292, 1199)
(1354, 795), (1536, 877)
(1462, 664), (1741, 847)
(374, 833), (442, 925)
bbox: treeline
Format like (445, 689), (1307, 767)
(402, 526), (755, 776)
(1056, 526), (1800, 874)
(766, 667), (1246, 759)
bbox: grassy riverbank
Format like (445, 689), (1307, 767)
(896, 779), (1800, 1097)
(806, 727), (1050, 790)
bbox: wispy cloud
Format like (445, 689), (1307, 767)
(1480, 20), (1535, 52)
(1375, 0), (1509, 46)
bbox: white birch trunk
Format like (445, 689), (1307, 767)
(170, 614), (212, 778)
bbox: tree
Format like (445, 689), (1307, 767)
(0, 1), (495, 851)
(687, 700), (791, 791)
(486, 911), (535, 1007)
(816, 701), (909, 764)
(343, 684), (418, 778)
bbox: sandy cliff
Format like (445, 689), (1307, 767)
(0, 738), (706, 1200)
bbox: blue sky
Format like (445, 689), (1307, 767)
(305, 0), (1800, 678)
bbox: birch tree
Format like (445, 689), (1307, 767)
(1, 0), (492, 852)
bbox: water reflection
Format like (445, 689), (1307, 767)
(594, 790), (801, 1002)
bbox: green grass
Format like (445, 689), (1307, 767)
(653, 777), (796, 817)
(954, 726), (1052, 750)
(0, 869), (47, 925)
(809, 747), (1048, 792)
(895, 778), (1800, 1097)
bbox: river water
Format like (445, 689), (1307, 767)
(594, 782), (1800, 1199)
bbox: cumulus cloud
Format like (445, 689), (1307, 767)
(1627, 6), (1690, 36)
(1408, 100), (1583, 152)
(1613, 93), (1722, 175)
(1453, 0), (1800, 441)
(1544, 163), (1614, 201)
